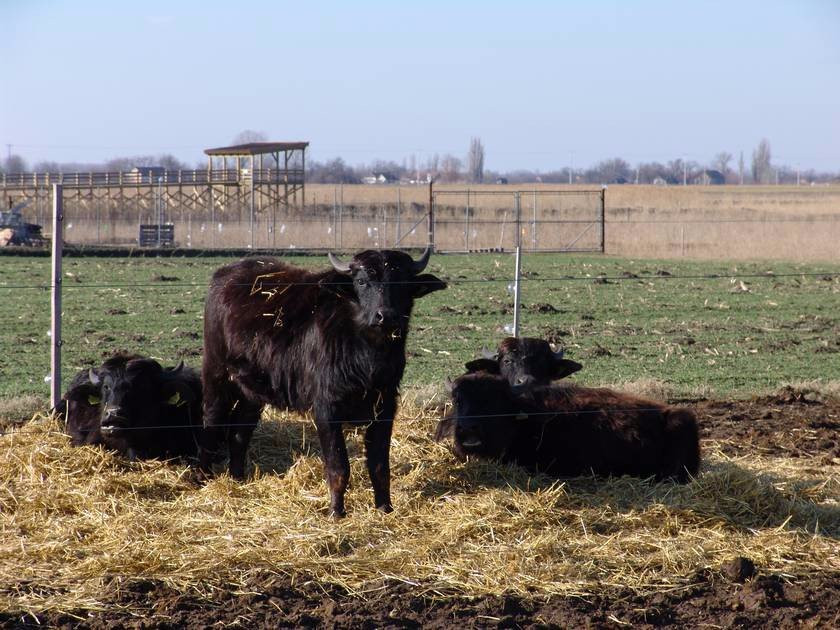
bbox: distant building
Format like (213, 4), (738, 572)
(362, 172), (398, 185)
(694, 169), (726, 185)
(495, 177), (509, 184)
(126, 166), (167, 184)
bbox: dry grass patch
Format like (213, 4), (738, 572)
(1, 404), (838, 615)
(0, 395), (45, 432)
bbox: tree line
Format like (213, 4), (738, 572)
(2, 136), (836, 186)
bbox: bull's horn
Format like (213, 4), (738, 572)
(328, 252), (352, 273)
(168, 360), (185, 374)
(411, 247), (432, 274)
(553, 348), (565, 360)
(88, 368), (100, 385)
(481, 348), (497, 360)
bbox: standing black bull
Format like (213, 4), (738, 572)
(55, 353), (203, 459)
(435, 373), (700, 483)
(200, 248), (446, 516)
(464, 337), (583, 386)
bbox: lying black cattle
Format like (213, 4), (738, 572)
(201, 248), (446, 516)
(55, 353), (203, 459)
(465, 337), (583, 386)
(435, 373), (700, 483)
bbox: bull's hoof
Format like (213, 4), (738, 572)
(377, 503), (394, 514)
(329, 508), (347, 519)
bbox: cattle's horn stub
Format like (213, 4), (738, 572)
(328, 252), (352, 273)
(169, 360), (185, 373)
(553, 348), (565, 360)
(88, 369), (100, 385)
(481, 348), (497, 360)
(411, 247), (431, 274)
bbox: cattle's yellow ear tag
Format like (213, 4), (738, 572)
(166, 391), (181, 406)
(516, 413), (529, 420)
(87, 394), (101, 405)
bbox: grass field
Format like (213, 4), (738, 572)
(1, 252), (839, 401)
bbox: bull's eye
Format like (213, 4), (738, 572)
(502, 358), (512, 365)
(356, 278), (367, 287)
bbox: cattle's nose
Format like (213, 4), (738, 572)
(375, 309), (398, 327)
(102, 407), (128, 427)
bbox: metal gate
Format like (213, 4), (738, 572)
(430, 188), (605, 253)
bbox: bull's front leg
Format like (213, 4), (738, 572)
(364, 396), (396, 513)
(314, 417), (350, 517)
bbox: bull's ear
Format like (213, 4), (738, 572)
(412, 274), (447, 298)
(552, 359), (583, 379)
(464, 358), (500, 374)
(434, 416), (455, 442)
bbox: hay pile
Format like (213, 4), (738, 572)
(1, 395), (838, 615)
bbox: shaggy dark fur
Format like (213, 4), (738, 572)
(200, 249), (446, 516)
(435, 373), (700, 483)
(55, 353), (203, 460)
(464, 337), (583, 386)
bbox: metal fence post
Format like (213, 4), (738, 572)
(465, 189), (470, 252)
(532, 189), (537, 251)
(600, 186), (606, 253)
(428, 180), (435, 252)
(333, 185), (338, 249)
(395, 185), (401, 247)
(249, 163), (255, 249)
(512, 192), (522, 337)
(50, 184), (63, 409)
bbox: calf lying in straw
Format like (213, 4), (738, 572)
(55, 353), (203, 460)
(464, 337), (583, 386)
(435, 373), (700, 482)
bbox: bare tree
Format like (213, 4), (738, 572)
(738, 151), (745, 184)
(713, 152), (733, 176)
(1, 154), (28, 173)
(232, 129), (268, 145)
(439, 154), (462, 183)
(467, 137), (485, 183)
(751, 139), (772, 184)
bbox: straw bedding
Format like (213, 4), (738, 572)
(1, 394), (838, 615)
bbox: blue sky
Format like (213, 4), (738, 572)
(1, 0), (838, 171)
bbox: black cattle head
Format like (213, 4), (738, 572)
(55, 368), (106, 445)
(327, 248), (446, 336)
(88, 357), (196, 439)
(435, 373), (525, 462)
(465, 337), (582, 386)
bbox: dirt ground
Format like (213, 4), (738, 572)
(2, 394), (838, 629)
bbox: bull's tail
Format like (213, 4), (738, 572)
(661, 407), (701, 483)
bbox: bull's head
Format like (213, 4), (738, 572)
(465, 337), (582, 387)
(327, 248), (446, 335)
(435, 373), (521, 462)
(88, 358), (195, 438)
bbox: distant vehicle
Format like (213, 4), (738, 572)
(0, 200), (45, 246)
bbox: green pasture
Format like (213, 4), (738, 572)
(1, 252), (838, 400)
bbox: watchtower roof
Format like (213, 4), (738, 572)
(204, 142), (309, 156)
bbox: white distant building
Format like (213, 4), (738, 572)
(362, 172), (398, 185)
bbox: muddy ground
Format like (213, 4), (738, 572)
(2, 395), (838, 629)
